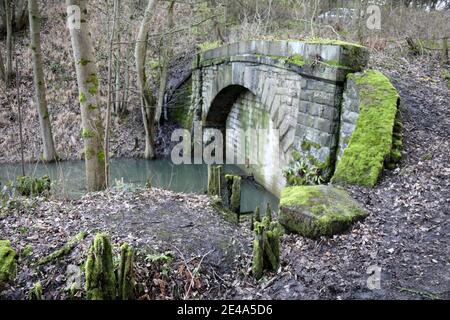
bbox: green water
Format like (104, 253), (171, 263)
(0, 158), (279, 213)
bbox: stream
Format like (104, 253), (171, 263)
(0, 158), (279, 213)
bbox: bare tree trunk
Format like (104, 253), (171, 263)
(442, 37), (448, 65)
(135, 0), (157, 159)
(104, 0), (120, 187)
(208, 0), (226, 43)
(156, 0), (174, 125)
(28, 0), (58, 162)
(16, 57), (25, 176)
(113, 0), (122, 116)
(0, 48), (5, 83)
(4, 0), (13, 86)
(122, 35), (131, 112)
(66, 0), (106, 192)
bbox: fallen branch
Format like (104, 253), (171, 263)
(38, 232), (87, 265)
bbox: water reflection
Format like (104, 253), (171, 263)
(0, 158), (279, 213)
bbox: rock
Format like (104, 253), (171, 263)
(0, 240), (16, 285)
(278, 185), (367, 238)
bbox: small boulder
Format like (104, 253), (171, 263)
(279, 185), (367, 238)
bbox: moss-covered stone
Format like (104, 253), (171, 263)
(333, 70), (400, 187)
(286, 54), (306, 67)
(118, 243), (135, 300)
(85, 233), (116, 300)
(279, 185), (367, 238)
(0, 240), (16, 285)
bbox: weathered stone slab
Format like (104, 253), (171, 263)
(278, 185), (367, 238)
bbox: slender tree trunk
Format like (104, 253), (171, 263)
(442, 37), (448, 65)
(113, 0), (122, 116)
(104, 0), (119, 187)
(208, 0), (226, 44)
(66, 0), (106, 191)
(122, 35), (131, 112)
(156, 0), (174, 125)
(0, 48), (5, 83)
(28, 0), (58, 162)
(135, 0), (157, 159)
(16, 58), (25, 176)
(4, 0), (13, 86)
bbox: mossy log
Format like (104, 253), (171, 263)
(118, 243), (135, 300)
(85, 233), (116, 300)
(38, 231), (87, 265)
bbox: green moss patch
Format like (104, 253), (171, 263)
(0, 240), (16, 284)
(305, 38), (364, 48)
(333, 70), (400, 186)
(85, 233), (116, 300)
(279, 185), (367, 238)
(16, 176), (51, 196)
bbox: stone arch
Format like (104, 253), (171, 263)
(205, 85), (249, 128)
(202, 64), (299, 157)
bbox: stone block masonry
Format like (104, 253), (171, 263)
(172, 40), (370, 196)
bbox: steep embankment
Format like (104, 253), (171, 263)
(0, 3), (171, 164)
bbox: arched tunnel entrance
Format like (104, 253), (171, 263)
(204, 85), (287, 195)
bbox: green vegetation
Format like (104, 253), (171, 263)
(21, 244), (33, 258)
(252, 210), (283, 280)
(38, 232), (87, 265)
(78, 58), (91, 66)
(15, 176), (51, 196)
(283, 152), (331, 186)
(0, 240), (16, 285)
(332, 70), (400, 186)
(85, 233), (116, 300)
(198, 40), (222, 52)
(305, 38), (364, 48)
(81, 128), (94, 139)
(86, 73), (99, 95)
(29, 282), (43, 300)
(279, 185), (367, 238)
(118, 243), (135, 300)
(286, 54), (306, 67)
(79, 92), (87, 103)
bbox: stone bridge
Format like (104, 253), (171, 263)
(168, 40), (370, 196)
